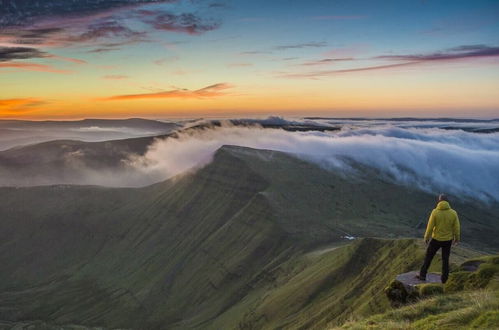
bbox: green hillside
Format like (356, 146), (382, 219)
(336, 255), (499, 330)
(0, 146), (497, 329)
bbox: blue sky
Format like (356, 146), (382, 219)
(1, 0), (498, 118)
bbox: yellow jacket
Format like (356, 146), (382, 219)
(424, 201), (460, 241)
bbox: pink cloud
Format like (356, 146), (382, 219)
(101, 83), (233, 101)
(102, 74), (129, 80)
(0, 62), (72, 74)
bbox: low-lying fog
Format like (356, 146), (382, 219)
(0, 117), (498, 203)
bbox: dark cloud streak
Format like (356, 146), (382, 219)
(0, 46), (47, 62)
(145, 12), (220, 35)
(281, 44), (499, 78)
(274, 42), (327, 50)
(1, 0), (221, 57)
(299, 58), (354, 66)
(0, 0), (172, 27)
(376, 44), (499, 62)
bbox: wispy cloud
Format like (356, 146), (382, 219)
(154, 56), (179, 66)
(323, 44), (369, 58)
(0, 97), (46, 113)
(299, 58), (354, 66)
(310, 15), (366, 20)
(102, 75), (129, 80)
(66, 20), (148, 43)
(101, 83), (233, 100)
(239, 50), (271, 56)
(281, 44), (499, 78)
(143, 11), (220, 35)
(0, 46), (86, 66)
(280, 62), (419, 78)
(0, 1), (175, 28)
(227, 62), (253, 67)
(0, 62), (72, 73)
(0, 0), (221, 64)
(376, 44), (499, 62)
(274, 42), (327, 51)
(0, 47), (47, 62)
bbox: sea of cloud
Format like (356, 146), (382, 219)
(0, 117), (498, 202)
(132, 120), (499, 202)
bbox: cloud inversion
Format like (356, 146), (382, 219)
(133, 122), (499, 202)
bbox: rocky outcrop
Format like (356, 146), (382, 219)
(386, 256), (499, 307)
(385, 271), (443, 306)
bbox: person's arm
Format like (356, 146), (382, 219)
(424, 210), (436, 243)
(453, 212), (461, 244)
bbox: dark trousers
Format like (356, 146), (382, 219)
(420, 238), (452, 283)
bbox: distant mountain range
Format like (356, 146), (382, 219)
(0, 118), (179, 151)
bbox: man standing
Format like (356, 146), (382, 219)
(416, 194), (460, 284)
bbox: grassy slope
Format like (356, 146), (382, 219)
(225, 146), (499, 252)
(336, 255), (499, 330)
(0, 146), (496, 329)
(210, 238), (481, 330)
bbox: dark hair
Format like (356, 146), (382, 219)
(438, 194), (448, 202)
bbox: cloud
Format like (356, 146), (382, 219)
(1, 0), (221, 61)
(0, 98), (46, 113)
(47, 55), (87, 64)
(67, 20), (147, 43)
(376, 44), (499, 62)
(310, 15), (366, 20)
(0, 28), (63, 46)
(101, 83), (232, 100)
(0, 46), (48, 62)
(274, 42), (327, 50)
(322, 45), (369, 58)
(0, 62), (71, 73)
(239, 51), (270, 55)
(0, 1), (174, 28)
(281, 44), (499, 78)
(0, 46), (86, 67)
(208, 2), (229, 9)
(131, 122), (499, 202)
(1, 117), (497, 202)
(299, 58), (354, 66)
(227, 62), (253, 67)
(102, 75), (129, 80)
(154, 56), (179, 66)
(144, 12), (220, 34)
(280, 61), (419, 78)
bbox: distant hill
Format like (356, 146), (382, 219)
(0, 118), (178, 130)
(0, 118), (179, 151)
(0, 146), (497, 329)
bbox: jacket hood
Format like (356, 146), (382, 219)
(437, 201), (451, 210)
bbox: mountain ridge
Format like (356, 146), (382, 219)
(0, 145), (496, 329)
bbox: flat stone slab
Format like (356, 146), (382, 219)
(396, 271), (442, 287)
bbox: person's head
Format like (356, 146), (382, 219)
(438, 194), (448, 202)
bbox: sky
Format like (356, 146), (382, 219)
(1, 0), (499, 119)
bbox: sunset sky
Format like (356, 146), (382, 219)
(1, 0), (499, 119)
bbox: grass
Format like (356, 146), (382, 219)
(337, 290), (499, 330)
(336, 255), (499, 330)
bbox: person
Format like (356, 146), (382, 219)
(416, 194), (460, 283)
